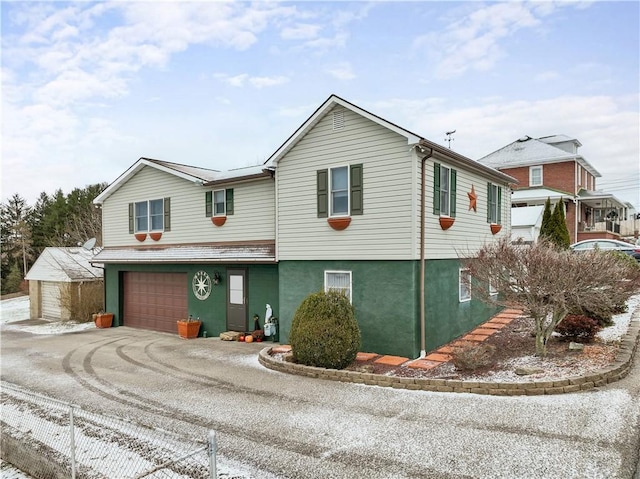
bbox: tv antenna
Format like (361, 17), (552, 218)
(445, 130), (456, 149)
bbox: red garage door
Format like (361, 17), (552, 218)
(123, 272), (188, 333)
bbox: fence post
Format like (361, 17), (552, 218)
(69, 405), (77, 479)
(208, 430), (217, 479)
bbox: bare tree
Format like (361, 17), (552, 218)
(464, 238), (640, 357)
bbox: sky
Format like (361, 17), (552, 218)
(1, 1), (639, 210)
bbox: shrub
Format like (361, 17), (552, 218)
(611, 250), (639, 269)
(450, 343), (496, 371)
(289, 290), (361, 370)
(59, 281), (104, 323)
(555, 314), (600, 343)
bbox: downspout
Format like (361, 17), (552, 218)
(418, 145), (434, 358)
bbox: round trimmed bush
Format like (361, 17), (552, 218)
(289, 290), (361, 369)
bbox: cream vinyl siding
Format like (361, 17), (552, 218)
(421, 157), (511, 260)
(277, 107), (415, 260)
(101, 166), (275, 247)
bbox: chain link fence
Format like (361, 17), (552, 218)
(1, 381), (217, 479)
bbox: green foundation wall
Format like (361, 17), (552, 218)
(424, 259), (502, 352)
(278, 261), (420, 358)
(278, 258), (502, 359)
(103, 263), (279, 338)
(103, 258), (500, 355)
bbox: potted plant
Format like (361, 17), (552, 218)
(94, 312), (114, 328)
(177, 315), (201, 339)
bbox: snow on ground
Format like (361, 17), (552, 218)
(597, 294), (640, 343)
(462, 294), (640, 383)
(0, 296), (96, 334)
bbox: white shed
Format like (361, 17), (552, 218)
(511, 205), (545, 244)
(25, 247), (103, 320)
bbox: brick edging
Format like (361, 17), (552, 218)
(258, 308), (640, 396)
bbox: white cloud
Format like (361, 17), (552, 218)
(414, 2), (573, 79)
(326, 62), (356, 80)
(403, 95), (639, 206)
(215, 73), (289, 88)
(281, 23), (322, 40)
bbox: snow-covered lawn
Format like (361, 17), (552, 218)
(1, 295), (95, 334)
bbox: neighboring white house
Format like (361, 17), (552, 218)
(25, 247), (103, 320)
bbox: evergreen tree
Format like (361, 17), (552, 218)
(538, 197), (553, 241)
(546, 199), (571, 249)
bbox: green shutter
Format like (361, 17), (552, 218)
(163, 197), (171, 231)
(205, 191), (212, 217)
(497, 186), (502, 225)
(317, 169), (328, 218)
(225, 189), (234, 215)
(487, 183), (492, 223)
(350, 164), (363, 215)
(128, 203), (134, 234)
(450, 169), (457, 218)
(433, 163), (441, 215)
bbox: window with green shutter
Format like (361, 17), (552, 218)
(130, 198), (169, 232)
(487, 183), (502, 224)
(433, 162), (456, 217)
(317, 164), (363, 217)
(210, 189), (234, 216)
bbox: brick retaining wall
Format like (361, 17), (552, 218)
(258, 314), (640, 396)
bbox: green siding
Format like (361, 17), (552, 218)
(424, 259), (502, 351)
(103, 263), (278, 338)
(278, 260), (420, 358)
(104, 258), (501, 357)
(279, 259), (502, 359)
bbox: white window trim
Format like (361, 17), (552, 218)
(438, 164), (452, 217)
(529, 165), (543, 187)
(489, 279), (498, 296)
(488, 183), (499, 224)
(213, 189), (226, 216)
(459, 268), (471, 303)
(135, 199), (164, 233)
(324, 270), (352, 303)
(329, 165), (350, 217)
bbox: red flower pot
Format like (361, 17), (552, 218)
(490, 224), (502, 235)
(212, 216), (227, 227)
(439, 217), (455, 230)
(94, 313), (114, 328)
(327, 217), (351, 230)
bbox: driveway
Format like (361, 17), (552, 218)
(2, 316), (640, 478)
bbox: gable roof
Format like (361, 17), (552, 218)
(478, 135), (601, 177)
(94, 158), (220, 204)
(25, 247), (103, 282)
(266, 94), (517, 185)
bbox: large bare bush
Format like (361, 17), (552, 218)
(59, 281), (104, 323)
(464, 238), (640, 357)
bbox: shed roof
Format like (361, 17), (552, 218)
(91, 242), (276, 264)
(511, 205), (544, 228)
(25, 247), (103, 282)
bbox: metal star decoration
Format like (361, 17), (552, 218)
(468, 185), (477, 212)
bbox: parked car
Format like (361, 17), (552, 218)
(570, 239), (640, 262)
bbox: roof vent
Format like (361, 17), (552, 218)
(517, 135), (531, 142)
(333, 110), (345, 131)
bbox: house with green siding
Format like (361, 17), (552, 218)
(93, 95), (516, 358)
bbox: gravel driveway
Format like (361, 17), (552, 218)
(2, 303), (640, 478)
